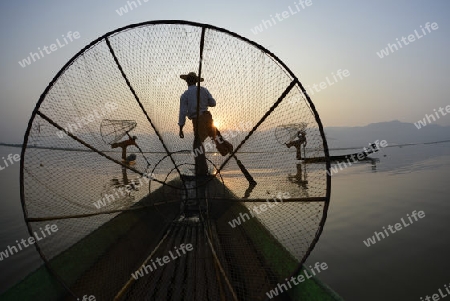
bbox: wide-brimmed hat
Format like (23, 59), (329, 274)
(180, 72), (204, 82)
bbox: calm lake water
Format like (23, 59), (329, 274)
(1, 142), (450, 300)
(306, 142), (450, 301)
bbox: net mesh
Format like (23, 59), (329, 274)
(21, 21), (331, 301)
(100, 119), (137, 145)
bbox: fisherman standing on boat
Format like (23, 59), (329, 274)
(286, 130), (307, 160)
(111, 135), (137, 164)
(178, 72), (232, 175)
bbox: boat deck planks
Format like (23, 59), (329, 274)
(122, 219), (234, 300)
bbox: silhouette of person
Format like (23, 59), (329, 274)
(286, 131), (307, 160)
(111, 135), (137, 163)
(288, 163), (308, 188)
(178, 72), (221, 175)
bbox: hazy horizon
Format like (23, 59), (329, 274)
(2, 119), (449, 146)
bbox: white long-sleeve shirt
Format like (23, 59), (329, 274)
(178, 85), (216, 127)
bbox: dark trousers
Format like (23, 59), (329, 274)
(286, 140), (304, 160)
(192, 111), (216, 175)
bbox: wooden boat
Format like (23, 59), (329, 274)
(304, 145), (379, 164)
(6, 20), (345, 301)
(2, 175), (345, 301)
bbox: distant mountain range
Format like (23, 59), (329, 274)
(324, 120), (450, 149)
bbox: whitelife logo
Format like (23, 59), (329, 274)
(0, 153), (20, 172)
(115, 0), (150, 16)
(251, 0), (313, 35)
(0, 224), (59, 261)
(414, 105), (450, 129)
(363, 210), (425, 247)
(266, 262), (328, 299)
(18, 31), (81, 68)
(376, 22), (438, 58)
(131, 243), (193, 280)
(420, 282), (450, 301)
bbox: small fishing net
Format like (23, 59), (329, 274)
(18, 21), (331, 301)
(275, 122), (308, 145)
(100, 119), (137, 145)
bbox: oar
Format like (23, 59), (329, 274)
(215, 129), (256, 186)
(232, 154), (256, 186)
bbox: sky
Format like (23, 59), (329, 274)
(0, 0), (449, 143)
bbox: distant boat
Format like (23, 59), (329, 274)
(304, 144), (379, 164)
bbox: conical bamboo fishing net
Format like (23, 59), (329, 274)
(100, 119), (137, 145)
(20, 21), (331, 301)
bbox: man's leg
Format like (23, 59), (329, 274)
(204, 112), (216, 140)
(193, 137), (208, 175)
(121, 146), (127, 161)
(193, 118), (209, 176)
(296, 146), (302, 160)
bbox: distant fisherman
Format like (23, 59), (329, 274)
(111, 136), (137, 164)
(286, 131), (307, 160)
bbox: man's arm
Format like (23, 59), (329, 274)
(178, 95), (188, 138)
(203, 87), (216, 107)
